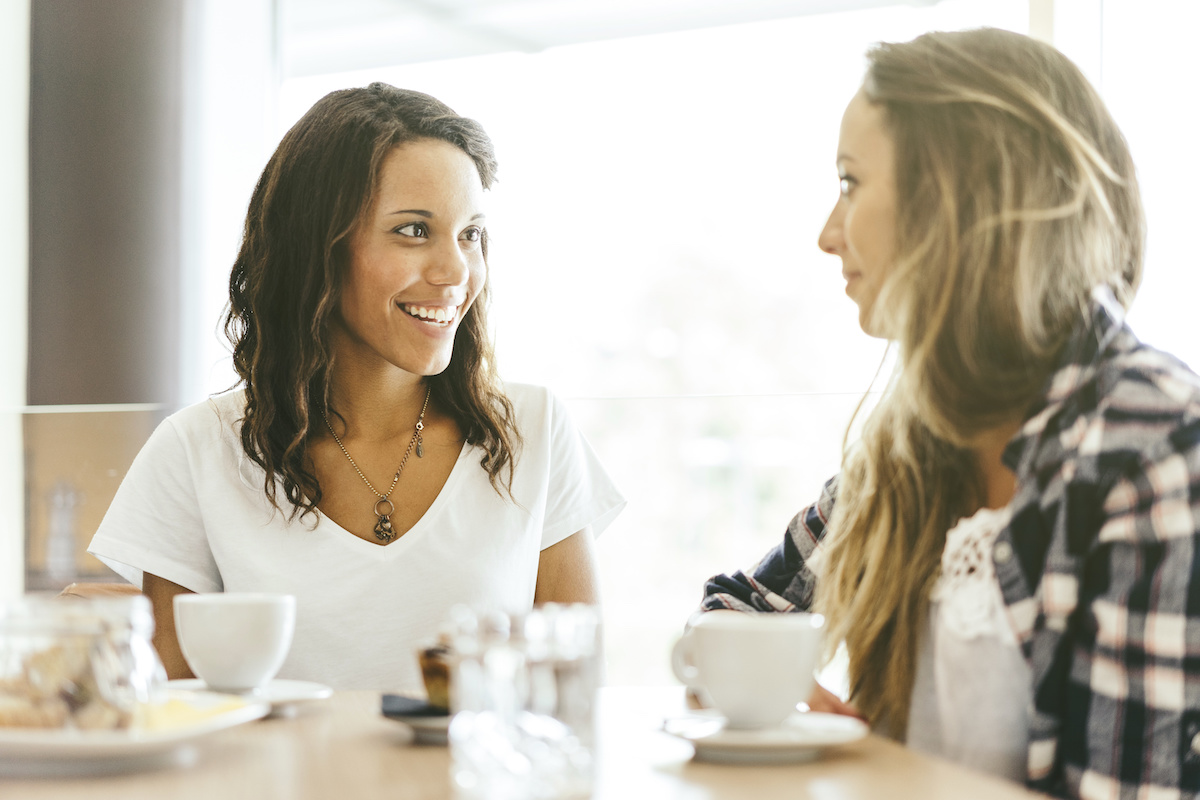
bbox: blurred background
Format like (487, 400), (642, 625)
(2, 0), (1197, 686)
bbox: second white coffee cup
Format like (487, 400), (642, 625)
(671, 610), (824, 729)
(174, 593), (296, 693)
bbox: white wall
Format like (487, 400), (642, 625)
(179, 0), (280, 404)
(0, 0), (30, 599)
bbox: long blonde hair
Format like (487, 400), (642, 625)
(815, 28), (1144, 735)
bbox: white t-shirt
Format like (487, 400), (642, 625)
(87, 383), (625, 692)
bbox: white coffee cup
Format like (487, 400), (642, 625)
(173, 593), (296, 693)
(671, 610), (824, 729)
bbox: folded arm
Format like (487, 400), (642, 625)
(700, 476), (837, 615)
(143, 572), (196, 680)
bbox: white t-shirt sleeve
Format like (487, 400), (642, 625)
(538, 390), (626, 549)
(87, 415), (223, 593)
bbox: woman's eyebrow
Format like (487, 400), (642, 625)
(384, 210), (487, 221)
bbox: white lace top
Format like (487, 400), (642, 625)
(905, 505), (1032, 782)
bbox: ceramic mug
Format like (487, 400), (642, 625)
(671, 610), (824, 729)
(174, 593), (296, 693)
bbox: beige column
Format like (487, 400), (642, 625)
(0, 0), (30, 600)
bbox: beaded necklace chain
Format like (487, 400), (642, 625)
(321, 386), (430, 542)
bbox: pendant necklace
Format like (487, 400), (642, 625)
(321, 385), (430, 543)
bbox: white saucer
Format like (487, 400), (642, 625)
(380, 694), (452, 745)
(0, 689), (269, 777)
(396, 714), (451, 745)
(662, 710), (868, 764)
(168, 679), (333, 712)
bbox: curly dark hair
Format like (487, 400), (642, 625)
(224, 82), (518, 518)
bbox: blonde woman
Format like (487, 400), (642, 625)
(700, 28), (1200, 798)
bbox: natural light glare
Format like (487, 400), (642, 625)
(264, 0), (1200, 686)
(1104, 0), (1200, 374)
(278, 0), (1029, 686)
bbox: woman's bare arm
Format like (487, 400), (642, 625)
(534, 527), (600, 605)
(142, 573), (196, 679)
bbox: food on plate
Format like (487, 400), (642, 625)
(0, 641), (130, 730)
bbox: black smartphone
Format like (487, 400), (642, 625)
(381, 694), (449, 719)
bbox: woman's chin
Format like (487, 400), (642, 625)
(857, 305), (893, 340)
(409, 353), (454, 378)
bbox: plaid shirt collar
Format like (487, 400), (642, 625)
(1004, 285), (1131, 480)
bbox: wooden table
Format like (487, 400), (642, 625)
(0, 687), (1042, 799)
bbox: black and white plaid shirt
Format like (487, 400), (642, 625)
(701, 291), (1200, 799)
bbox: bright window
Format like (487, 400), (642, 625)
(278, 0), (1027, 685)
(1104, 0), (1200, 374)
(271, 0), (1200, 686)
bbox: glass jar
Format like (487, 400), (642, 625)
(449, 604), (602, 800)
(0, 595), (167, 730)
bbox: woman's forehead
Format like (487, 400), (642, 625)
(838, 90), (891, 164)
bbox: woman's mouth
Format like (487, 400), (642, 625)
(400, 303), (458, 327)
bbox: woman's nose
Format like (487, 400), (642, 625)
(818, 204), (843, 255)
(428, 239), (472, 286)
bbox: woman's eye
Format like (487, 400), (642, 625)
(839, 176), (856, 197)
(460, 227), (484, 244)
(394, 222), (428, 238)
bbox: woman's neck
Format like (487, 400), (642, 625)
(327, 361), (430, 444)
(972, 420), (1023, 510)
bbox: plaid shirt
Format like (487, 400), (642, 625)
(701, 292), (1200, 799)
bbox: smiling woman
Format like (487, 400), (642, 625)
(85, 83), (626, 693)
(317, 139), (491, 544)
(336, 140), (488, 382)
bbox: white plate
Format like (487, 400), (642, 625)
(168, 678), (333, 711)
(0, 689), (269, 777)
(662, 710), (868, 764)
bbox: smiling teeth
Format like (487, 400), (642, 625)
(403, 305), (456, 325)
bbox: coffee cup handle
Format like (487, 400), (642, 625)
(670, 634), (700, 686)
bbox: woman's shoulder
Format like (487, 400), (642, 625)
(1084, 340), (1200, 471)
(499, 381), (554, 409)
(1100, 340), (1200, 419)
(162, 389), (247, 442)
(495, 382), (586, 455)
(497, 381), (561, 428)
